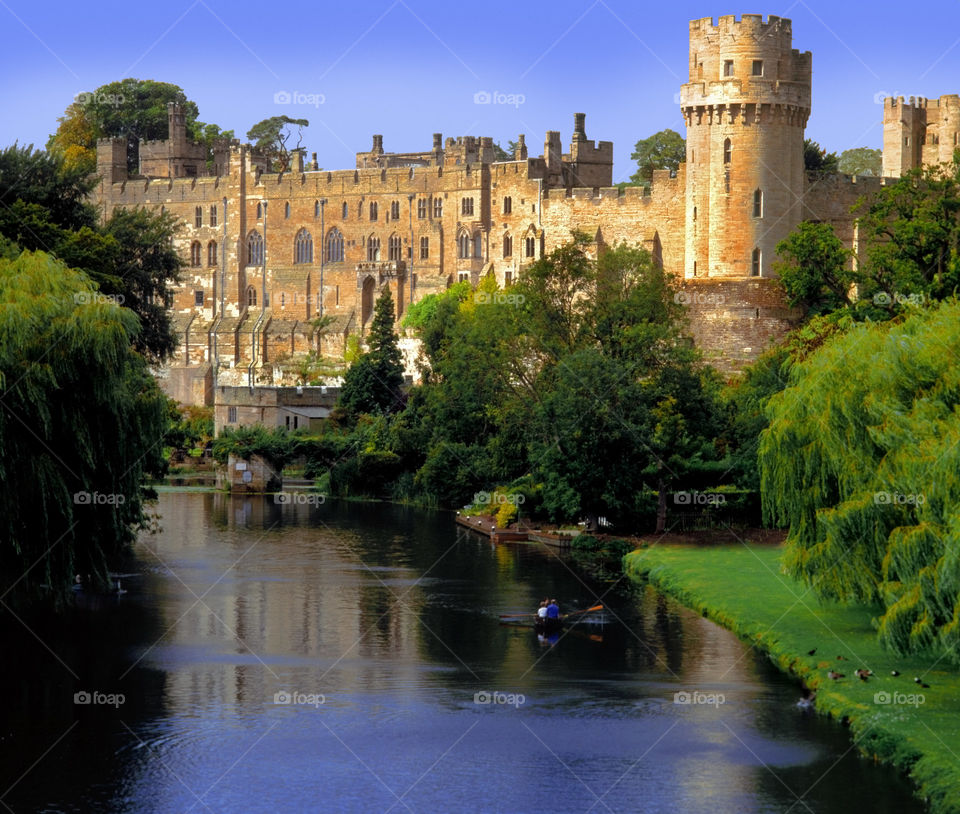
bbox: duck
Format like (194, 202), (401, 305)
(827, 670), (845, 680)
(807, 648), (817, 656)
(891, 670), (900, 677)
(854, 668), (872, 680)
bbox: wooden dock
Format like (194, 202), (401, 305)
(455, 513), (577, 549)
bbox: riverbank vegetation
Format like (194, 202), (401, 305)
(624, 544), (960, 814)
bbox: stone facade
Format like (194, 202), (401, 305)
(92, 13), (950, 400)
(882, 95), (960, 178)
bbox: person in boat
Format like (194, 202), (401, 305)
(535, 600), (549, 632)
(544, 598), (561, 632)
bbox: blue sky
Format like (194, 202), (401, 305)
(2, 0), (958, 182)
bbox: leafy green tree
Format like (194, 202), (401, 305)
(0, 252), (168, 602)
(339, 287), (405, 415)
(838, 147), (882, 177)
(246, 116), (310, 173)
(760, 300), (960, 660)
(774, 221), (855, 314)
(629, 129), (685, 186)
(46, 102), (97, 174)
(803, 139), (840, 174)
(856, 153), (960, 306)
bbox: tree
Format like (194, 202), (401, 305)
(838, 147), (882, 177)
(492, 142), (512, 161)
(759, 301), (960, 661)
(803, 139), (840, 174)
(774, 221), (855, 314)
(338, 287), (405, 415)
(629, 129), (685, 186)
(246, 116), (310, 173)
(0, 252), (167, 603)
(46, 102), (97, 174)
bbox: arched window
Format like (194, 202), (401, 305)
(367, 236), (381, 261)
(326, 228), (344, 262)
(194, 206), (202, 228)
(207, 240), (217, 266)
(458, 231), (471, 259)
(419, 236), (429, 259)
(190, 241), (201, 267)
(369, 201), (378, 221)
(723, 138), (732, 164)
(247, 231), (263, 266)
(525, 234), (536, 258)
(210, 204), (217, 227)
(390, 201), (400, 220)
(388, 234), (402, 261)
(314, 200), (320, 217)
(502, 234), (512, 258)
(294, 229), (313, 264)
(751, 248), (761, 277)
(256, 202), (262, 219)
(246, 286), (257, 307)
(342, 201), (348, 219)
(753, 189), (763, 218)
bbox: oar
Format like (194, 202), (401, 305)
(563, 604), (604, 618)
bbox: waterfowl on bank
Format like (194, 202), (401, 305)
(827, 671), (845, 680)
(891, 670), (900, 677)
(854, 669), (872, 680)
(807, 648), (816, 656)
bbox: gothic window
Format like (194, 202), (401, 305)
(367, 236), (381, 261)
(753, 189), (763, 218)
(751, 248), (761, 277)
(723, 138), (731, 164)
(458, 231), (470, 259)
(190, 241), (201, 267)
(246, 286), (257, 307)
(294, 229), (313, 264)
(369, 201), (378, 221)
(420, 236), (429, 259)
(247, 231), (263, 266)
(417, 198), (427, 219)
(210, 204), (217, 227)
(433, 198), (443, 218)
(390, 201), (400, 220)
(194, 206), (202, 228)
(326, 228), (344, 262)
(207, 240), (217, 266)
(502, 196), (512, 215)
(462, 197), (474, 216)
(525, 236), (536, 258)
(388, 234), (402, 261)
(502, 234), (512, 258)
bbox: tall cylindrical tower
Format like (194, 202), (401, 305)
(681, 14), (811, 278)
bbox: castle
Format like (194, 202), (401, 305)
(92, 13), (959, 408)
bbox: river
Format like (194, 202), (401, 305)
(0, 491), (923, 813)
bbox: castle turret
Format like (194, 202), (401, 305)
(514, 134), (527, 161)
(681, 14), (811, 278)
(96, 137), (128, 185)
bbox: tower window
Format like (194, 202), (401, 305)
(752, 60), (763, 76)
(503, 234), (513, 258)
(369, 201), (378, 221)
(525, 236), (536, 258)
(210, 205), (217, 227)
(195, 206), (202, 228)
(390, 201), (400, 220)
(420, 236), (429, 259)
(751, 248), (761, 277)
(208, 240), (217, 266)
(462, 197), (474, 216)
(247, 231), (263, 266)
(190, 241), (201, 267)
(753, 189), (763, 218)
(723, 138), (732, 164)
(417, 198), (427, 219)
(502, 196), (512, 215)
(342, 201), (348, 219)
(434, 198), (443, 218)
(723, 60), (734, 77)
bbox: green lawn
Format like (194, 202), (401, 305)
(624, 543), (960, 814)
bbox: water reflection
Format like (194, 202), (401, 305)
(0, 492), (924, 813)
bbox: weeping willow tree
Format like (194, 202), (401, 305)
(0, 251), (168, 603)
(760, 300), (960, 659)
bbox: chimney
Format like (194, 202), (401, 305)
(545, 131), (562, 174)
(372, 134), (384, 154)
(432, 133), (442, 151)
(573, 112), (586, 142)
(515, 134), (527, 160)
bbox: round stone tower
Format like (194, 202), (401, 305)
(680, 14), (811, 278)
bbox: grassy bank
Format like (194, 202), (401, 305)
(624, 543), (960, 814)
